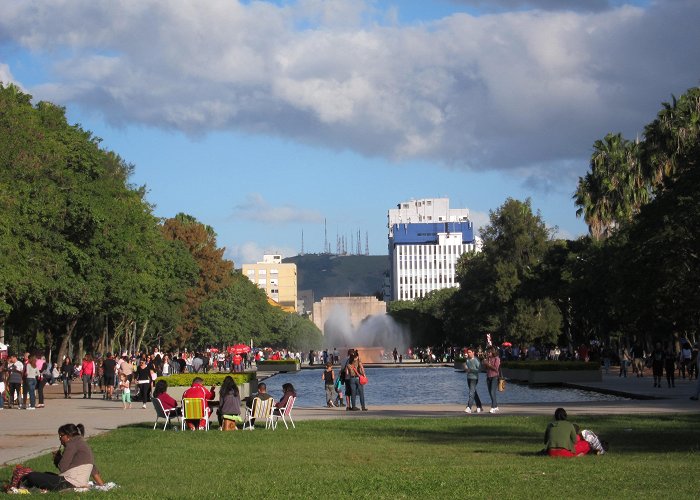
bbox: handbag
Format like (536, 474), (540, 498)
(497, 366), (506, 392)
(359, 375), (368, 386)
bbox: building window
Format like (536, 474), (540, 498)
(258, 269), (266, 275)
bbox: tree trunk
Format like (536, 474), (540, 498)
(135, 320), (149, 355)
(77, 337), (84, 363)
(56, 319), (78, 363)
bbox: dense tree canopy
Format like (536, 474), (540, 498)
(0, 83), (320, 359)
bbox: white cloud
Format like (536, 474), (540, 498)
(1, 0), (698, 181)
(231, 193), (324, 224)
(469, 209), (491, 233)
(0, 63), (19, 87)
(225, 241), (298, 267)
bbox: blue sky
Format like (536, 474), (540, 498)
(1, 0), (698, 265)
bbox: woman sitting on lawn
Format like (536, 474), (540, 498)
(154, 379), (181, 416)
(217, 375), (242, 429)
(544, 408), (591, 457)
(274, 383), (297, 415)
(22, 423), (105, 490)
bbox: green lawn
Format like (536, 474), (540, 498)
(3, 415), (699, 498)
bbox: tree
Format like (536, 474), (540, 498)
(162, 214), (234, 347)
(451, 198), (554, 345)
(574, 133), (646, 240)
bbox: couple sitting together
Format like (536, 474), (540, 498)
(544, 408), (608, 457)
(242, 382), (297, 427)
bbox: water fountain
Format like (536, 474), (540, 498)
(322, 305), (408, 363)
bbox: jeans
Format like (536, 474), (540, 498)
(467, 378), (482, 409)
(486, 376), (498, 408)
(25, 378), (37, 407)
(348, 377), (366, 409)
(63, 376), (72, 396)
(82, 374), (92, 397)
(619, 360), (628, 377)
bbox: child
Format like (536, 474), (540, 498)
(119, 373), (131, 409)
(322, 362), (335, 407)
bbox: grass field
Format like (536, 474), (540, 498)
(3, 414), (699, 498)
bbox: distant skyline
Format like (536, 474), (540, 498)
(1, 0), (698, 265)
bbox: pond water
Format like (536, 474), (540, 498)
(263, 366), (626, 408)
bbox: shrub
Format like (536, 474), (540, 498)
(156, 372), (256, 387)
(500, 361), (599, 371)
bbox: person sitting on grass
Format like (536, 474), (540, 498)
(217, 375), (242, 430)
(274, 383), (297, 416)
(182, 377), (215, 430)
(544, 408), (591, 457)
(154, 379), (182, 417)
(244, 382), (274, 427)
(22, 423), (105, 491)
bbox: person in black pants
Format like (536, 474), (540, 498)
(135, 359), (152, 409)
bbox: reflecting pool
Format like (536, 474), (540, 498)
(263, 366), (626, 408)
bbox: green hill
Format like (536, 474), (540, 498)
(284, 254), (388, 300)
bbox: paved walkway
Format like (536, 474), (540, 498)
(1, 371), (698, 466)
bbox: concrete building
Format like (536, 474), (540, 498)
(388, 198), (480, 301)
(242, 254), (297, 312)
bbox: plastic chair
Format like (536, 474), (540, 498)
(181, 397), (209, 431)
(242, 397), (275, 430)
(271, 396), (296, 430)
(152, 397), (180, 431)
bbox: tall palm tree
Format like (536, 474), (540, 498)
(573, 133), (645, 240)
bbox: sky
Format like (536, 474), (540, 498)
(1, 0), (698, 266)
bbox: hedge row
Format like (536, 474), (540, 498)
(156, 372), (257, 387)
(500, 361), (600, 371)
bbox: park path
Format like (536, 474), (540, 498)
(1, 369), (698, 465)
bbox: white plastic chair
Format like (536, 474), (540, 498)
(242, 397), (275, 430)
(271, 396), (296, 430)
(152, 398), (180, 431)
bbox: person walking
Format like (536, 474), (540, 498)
(464, 348), (483, 414)
(135, 358), (153, 409)
(482, 347), (501, 413)
(664, 345), (676, 388)
(7, 354), (23, 408)
(80, 354), (96, 399)
(618, 346), (631, 378)
(60, 357), (74, 398)
(651, 342), (665, 388)
(23, 355), (40, 410)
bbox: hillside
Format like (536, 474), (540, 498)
(284, 254), (388, 300)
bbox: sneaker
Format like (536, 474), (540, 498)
(142, 404), (147, 409)
(27, 406), (36, 410)
(489, 407), (499, 413)
(464, 407), (472, 413)
(476, 408), (483, 413)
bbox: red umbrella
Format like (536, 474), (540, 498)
(230, 344), (251, 354)
(502, 342), (512, 347)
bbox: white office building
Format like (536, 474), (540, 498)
(388, 198), (480, 301)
